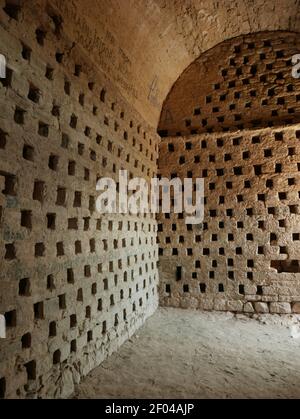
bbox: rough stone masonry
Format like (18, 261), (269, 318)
(158, 32), (300, 314)
(0, 0), (159, 399)
(0, 0), (300, 401)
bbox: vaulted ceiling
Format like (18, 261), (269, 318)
(54, 0), (300, 127)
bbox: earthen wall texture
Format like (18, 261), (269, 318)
(1, 0), (300, 401)
(0, 0), (159, 399)
(45, 0), (300, 128)
(159, 32), (300, 137)
(158, 125), (300, 315)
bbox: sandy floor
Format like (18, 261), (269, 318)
(74, 308), (300, 399)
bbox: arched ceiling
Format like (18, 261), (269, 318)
(158, 31), (300, 136)
(52, 0), (300, 128)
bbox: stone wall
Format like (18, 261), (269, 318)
(158, 125), (300, 314)
(0, 0), (159, 399)
(159, 32), (300, 136)
(0, 0), (300, 401)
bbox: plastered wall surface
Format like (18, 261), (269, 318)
(158, 31), (300, 315)
(23, 0), (300, 127)
(0, 0), (300, 401)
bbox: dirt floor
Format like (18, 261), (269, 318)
(74, 308), (300, 399)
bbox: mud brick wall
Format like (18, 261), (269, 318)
(158, 125), (300, 314)
(159, 32), (300, 137)
(0, 0), (159, 399)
